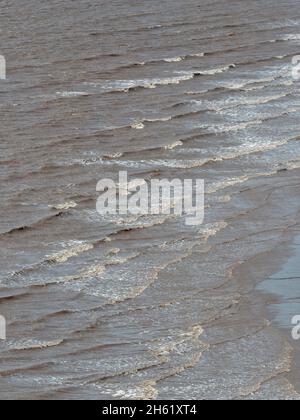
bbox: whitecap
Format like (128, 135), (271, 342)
(53, 201), (77, 210)
(164, 56), (183, 62)
(55, 91), (89, 98)
(131, 121), (145, 130)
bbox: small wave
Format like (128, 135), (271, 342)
(112, 52), (205, 71)
(163, 53), (204, 63)
(55, 91), (90, 98)
(190, 53), (205, 58)
(205, 168), (280, 195)
(0, 212), (64, 238)
(195, 64), (236, 75)
(52, 201), (77, 210)
(101, 152), (124, 160)
(282, 34), (300, 41)
(71, 131), (297, 172)
(164, 141), (183, 150)
(97, 116), (173, 133)
(149, 325), (205, 358)
(185, 75), (276, 96)
(143, 116), (173, 123)
(3, 339), (64, 351)
(0, 291), (30, 302)
(89, 65), (235, 94)
(198, 222), (228, 240)
(133, 137), (292, 170)
(47, 243), (94, 263)
(207, 175), (250, 194)
(6, 240), (98, 282)
(223, 79), (273, 90)
(207, 93), (292, 113)
(105, 73), (194, 92)
(164, 56), (183, 62)
(137, 159), (208, 169)
(57, 264), (106, 283)
(131, 116), (172, 129)
(57, 251), (140, 284)
(195, 119), (263, 134)
(131, 121), (145, 130)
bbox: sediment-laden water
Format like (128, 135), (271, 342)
(1, 0), (300, 400)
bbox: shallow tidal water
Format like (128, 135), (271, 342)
(1, 0), (300, 399)
(257, 236), (300, 330)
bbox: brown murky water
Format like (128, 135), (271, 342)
(1, 0), (300, 399)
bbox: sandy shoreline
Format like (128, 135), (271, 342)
(255, 235), (300, 395)
(223, 168), (300, 398)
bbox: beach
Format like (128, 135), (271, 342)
(1, 0), (300, 399)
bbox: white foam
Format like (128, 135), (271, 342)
(91, 73), (194, 93)
(4, 338), (64, 351)
(282, 34), (300, 41)
(207, 175), (250, 194)
(164, 56), (183, 62)
(164, 140), (183, 150)
(103, 152), (123, 159)
(197, 64), (236, 75)
(90, 64), (235, 93)
(190, 53), (205, 57)
(56, 91), (89, 98)
(198, 222), (228, 240)
(223, 76), (276, 90)
(53, 201), (77, 210)
(144, 116), (172, 123)
(195, 119), (263, 133)
(47, 242), (94, 263)
(131, 121), (145, 130)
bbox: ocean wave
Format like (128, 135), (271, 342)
(163, 56), (184, 63)
(222, 77), (278, 91)
(6, 246), (140, 289)
(56, 251), (140, 285)
(53, 125), (299, 173)
(163, 53), (205, 63)
(131, 121), (145, 130)
(130, 116), (173, 129)
(57, 264), (106, 283)
(207, 93), (292, 113)
(282, 33), (300, 41)
(55, 91), (90, 98)
(205, 168), (281, 194)
(2, 339), (64, 351)
(107, 324), (210, 399)
(47, 242), (94, 264)
(102, 152), (124, 159)
(0, 291), (30, 302)
(207, 175), (251, 194)
(99, 32), (297, 75)
(107, 52), (206, 71)
(186, 71), (289, 97)
(0, 212), (64, 238)
(52, 201), (77, 210)
(5, 239), (102, 282)
(87, 64), (236, 94)
(198, 222), (228, 240)
(143, 116), (173, 123)
(90, 74), (194, 93)
(124, 137), (290, 170)
(195, 64), (236, 75)
(163, 141), (183, 150)
(195, 119), (264, 134)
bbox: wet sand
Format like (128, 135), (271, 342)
(258, 235), (300, 330)
(256, 234), (300, 396)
